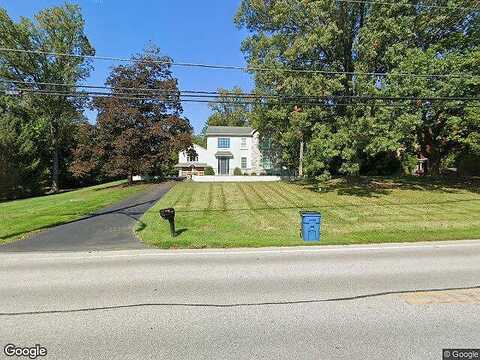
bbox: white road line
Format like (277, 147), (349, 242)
(1, 240), (480, 262)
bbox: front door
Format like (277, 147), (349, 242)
(218, 157), (230, 175)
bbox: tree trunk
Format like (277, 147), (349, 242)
(419, 127), (442, 176)
(52, 137), (60, 193)
(298, 138), (304, 177)
(127, 173), (133, 185)
(428, 155), (441, 176)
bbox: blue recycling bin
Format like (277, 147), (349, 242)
(300, 211), (321, 242)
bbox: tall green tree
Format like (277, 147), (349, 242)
(195, 86), (252, 148)
(0, 94), (47, 198)
(236, 0), (480, 178)
(0, 3), (94, 192)
(206, 86), (251, 127)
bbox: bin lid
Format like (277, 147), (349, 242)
(300, 211), (321, 217)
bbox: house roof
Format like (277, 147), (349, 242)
(205, 126), (253, 136)
(174, 162), (208, 168)
(215, 151), (234, 158)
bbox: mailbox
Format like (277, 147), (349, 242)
(160, 208), (175, 220)
(160, 208), (176, 237)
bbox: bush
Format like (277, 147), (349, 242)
(359, 152), (402, 176)
(250, 172), (257, 176)
(233, 167), (242, 176)
(458, 154), (480, 176)
(204, 166), (215, 175)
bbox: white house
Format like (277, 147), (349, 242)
(175, 126), (273, 177)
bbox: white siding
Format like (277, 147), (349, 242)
(179, 144), (208, 163)
(178, 130), (267, 175)
(206, 135), (254, 175)
(192, 175), (280, 182)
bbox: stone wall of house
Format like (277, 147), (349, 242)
(250, 132), (264, 174)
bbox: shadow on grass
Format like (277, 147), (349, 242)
(175, 228), (188, 236)
(304, 176), (480, 198)
(92, 183), (127, 191)
(173, 197), (480, 214)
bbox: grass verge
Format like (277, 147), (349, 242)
(0, 180), (151, 243)
(137, 177), (480, 248)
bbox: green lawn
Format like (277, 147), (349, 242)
(138, 178), (480, 248)
(0, 180), (151, 243)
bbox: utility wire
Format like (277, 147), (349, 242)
(0, 89), (413, 108)
(7, 88), (480, 108)
(427, 0), (480, 39)
(0, 47), (477, 79)
(2, 79), (479, 102)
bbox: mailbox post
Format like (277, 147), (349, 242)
(160, 208), (176, 237)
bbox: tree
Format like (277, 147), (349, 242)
(192, 133), (207, 148)
(0, 4), (94, 192)
(205, 86), (251, 128)
(197, 87), (252, 149)
(69, 120), (102, 184)
(92, 46), (193, 184)
(355, 1), (480, 174)
(235, 0), (480, 179)
(0, 94), (47, 198)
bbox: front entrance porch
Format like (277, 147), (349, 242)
(217, 156), (230, 175)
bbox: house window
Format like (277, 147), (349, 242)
(187, 154), (198, 162)
(260, 138), (272, 150)
(241, 157), (247, 169)
(261, 156), (272, 170)
(241, 137), (247, 148)
(218, 138), (230, 148)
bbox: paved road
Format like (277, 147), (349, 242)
(0, 182), (175, 252)
(1, 241), (479, 359)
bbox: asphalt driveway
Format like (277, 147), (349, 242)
(0, 182), (175, 252)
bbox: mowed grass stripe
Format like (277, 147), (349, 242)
(277, 182), (319, 208)
(267, 183), (304, 209)
(138, 179), (480, 248)
(239, 183), (281, 231)
(222, 183), (249, 210)
(256, 183), (298, 223)
(261, 183), (295, 208)
(219, 184), (227, 210)
(245, 183), (272, 208)
(170, 183), (189, 208)
(207, 184), (223, 209)
(237, 183), (256, 210)
(206, 183), (213, 211)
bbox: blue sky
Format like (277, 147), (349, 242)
(2, 0), (253, 133)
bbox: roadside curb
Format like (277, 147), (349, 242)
(1, 239), (480, 260)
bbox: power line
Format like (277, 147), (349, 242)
(337, 0), (480, 11)
(2, 79), (479, 102)
(427, 0), (480, 39)
(7, 88), (480, 108)
(0, 47), (477, 79)
(0, 89), (410, 108)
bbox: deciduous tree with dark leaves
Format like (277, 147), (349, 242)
(91, 46), (193, 184)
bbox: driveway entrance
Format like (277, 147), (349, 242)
(0, 182), (175, 252)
